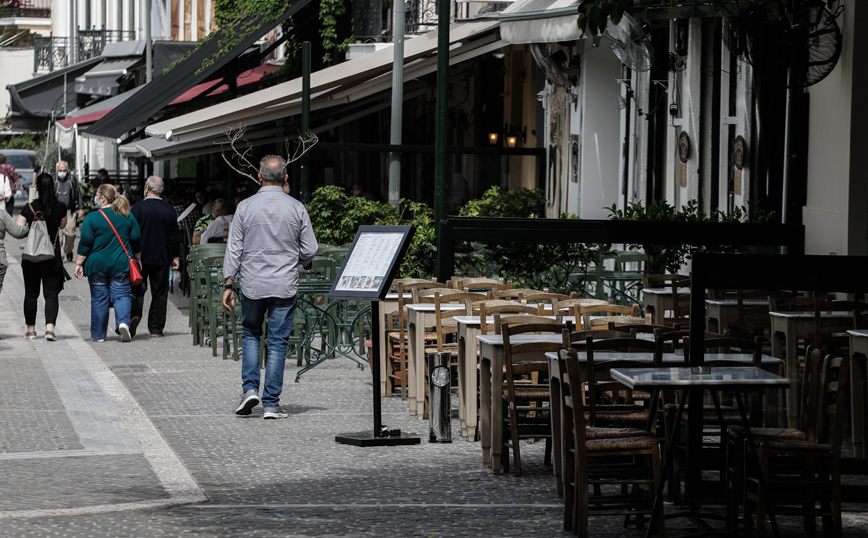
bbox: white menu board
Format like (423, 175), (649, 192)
(333, 232), (404, 292)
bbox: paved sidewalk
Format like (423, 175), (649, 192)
(0, 245), (867, 537)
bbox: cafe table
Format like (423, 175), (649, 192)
(610, 366), (789, 538)
(405, 302), (466, 418)
(847, 329), (868, 457)
(477, 333), (563, 472)
(705, 298), (768, 335)
(546, 351), (783, 497)
(769, 310), (851, 427)
(641, 287), (691, 325)
(455, 314), (575, 442)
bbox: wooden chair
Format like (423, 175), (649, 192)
(583, 335), (662, 430)
(455, 276), (512, 293)
(521, 291), (575, 312)
(812, 299), (868, 354)
(744, 352), (850, 538)
(556, 298), (608, 317)
(642, 273), (690, 326)
(725, 346), (824, 531)
(576, 303), (641, 330)
(494, 313), (566, 336)
(421, 291), (487, 416)
(609, 322), (678, 337)
(474, 300), (541, 335)
(562, 328), (626, 349)
(385, 279), (446, 398)
(500, 320), (565, 476)
(559, 348), (664, 537)
(487, 288), (549, 301)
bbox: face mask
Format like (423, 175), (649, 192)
(94, 195), (100, 206)
(57, 171), (67, 179)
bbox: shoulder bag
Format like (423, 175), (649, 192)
(22, 203), (56, 263)
(98, 209), (143, 286)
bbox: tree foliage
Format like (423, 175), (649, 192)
(458, 187), (610, 295)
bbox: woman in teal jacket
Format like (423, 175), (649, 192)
(74, 184), (141, 342)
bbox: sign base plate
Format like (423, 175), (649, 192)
(335, 432), (421, 447)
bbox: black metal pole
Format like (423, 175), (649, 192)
(301, 41), (311, 203)
(371, 301), (382, 433)
(433, 0), (450, 279)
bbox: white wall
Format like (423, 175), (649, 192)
(802, 0), (864, 255)
(574, 41), (622, 219)
(0, 49), (37, 118)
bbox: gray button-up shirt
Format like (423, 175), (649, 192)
(222, 186), (317, 300)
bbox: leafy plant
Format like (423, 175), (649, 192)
(456, 187), (610, 295)
(0, 134), (41, 152)
(306, 186), (436, 278)
(606, 199), (776, 274)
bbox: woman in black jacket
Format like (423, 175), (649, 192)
(17, 173), (67, 340)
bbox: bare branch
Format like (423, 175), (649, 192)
(217, 126), (260, 185)
(285, 130), (319, 164)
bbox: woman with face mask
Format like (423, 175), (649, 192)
(16, 173), (67, 340)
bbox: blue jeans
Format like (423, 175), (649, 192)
(88, 271), (131, 340)
(241, 294), (298, 407)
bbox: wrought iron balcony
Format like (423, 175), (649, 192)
(34, 28), (136, 72)
(0, 0), (50, 19)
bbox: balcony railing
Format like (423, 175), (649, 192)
(34, 28), (136, 72)
(0, 0), (50, 19)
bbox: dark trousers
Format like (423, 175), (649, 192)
(5, 202), (13, 216)
(22, 259), (61, 326)
(131, 264), (170, 335)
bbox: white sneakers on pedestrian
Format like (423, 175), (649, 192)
(118, 323), (131, 342)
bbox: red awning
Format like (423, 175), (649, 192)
(169, 63), (280, 105)
(57, 64), (280, 129)
(57, 108), (113, 129)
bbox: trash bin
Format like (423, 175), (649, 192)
(427, 351), (452, 443)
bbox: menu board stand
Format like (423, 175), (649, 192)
(331, 226), (421, 447)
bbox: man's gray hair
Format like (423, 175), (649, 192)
(145, 175), (165, 195)
(259, 155), (287, 184)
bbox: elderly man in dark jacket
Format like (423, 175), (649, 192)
(130, 176), (180, 338)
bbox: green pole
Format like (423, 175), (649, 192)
(301, 41), (311, 203)
(433, 0), (450, 279)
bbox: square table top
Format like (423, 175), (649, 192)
(545, 350), (781, 366)
(769, 310), (853, 319)
(641, 287), (691, 296)
(610, 366), (788, 390)
(848, 329), (868, 338)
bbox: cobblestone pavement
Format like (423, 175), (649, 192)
(0, 243), (867, 537)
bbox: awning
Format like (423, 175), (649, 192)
(6, 57), (103, 132)
(75, 56), (144, 97)
(169, 64), (280, 105)
(499, 0), (586, 44)
(145, 19), (501, 143)
(84, 0), (313, 143)
(56, 87), (143, 129)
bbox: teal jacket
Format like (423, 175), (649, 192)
(78, 208), (141, 274)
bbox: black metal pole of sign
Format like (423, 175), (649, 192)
(332, 225), (421, 447)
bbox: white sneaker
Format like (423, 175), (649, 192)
(119, 323), (131, 342)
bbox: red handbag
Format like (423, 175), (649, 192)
(98, 209), (143, 286)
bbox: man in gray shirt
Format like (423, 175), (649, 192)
(222, 155), (317, 419)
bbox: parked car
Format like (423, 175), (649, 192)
(0, 149), (38, 202)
